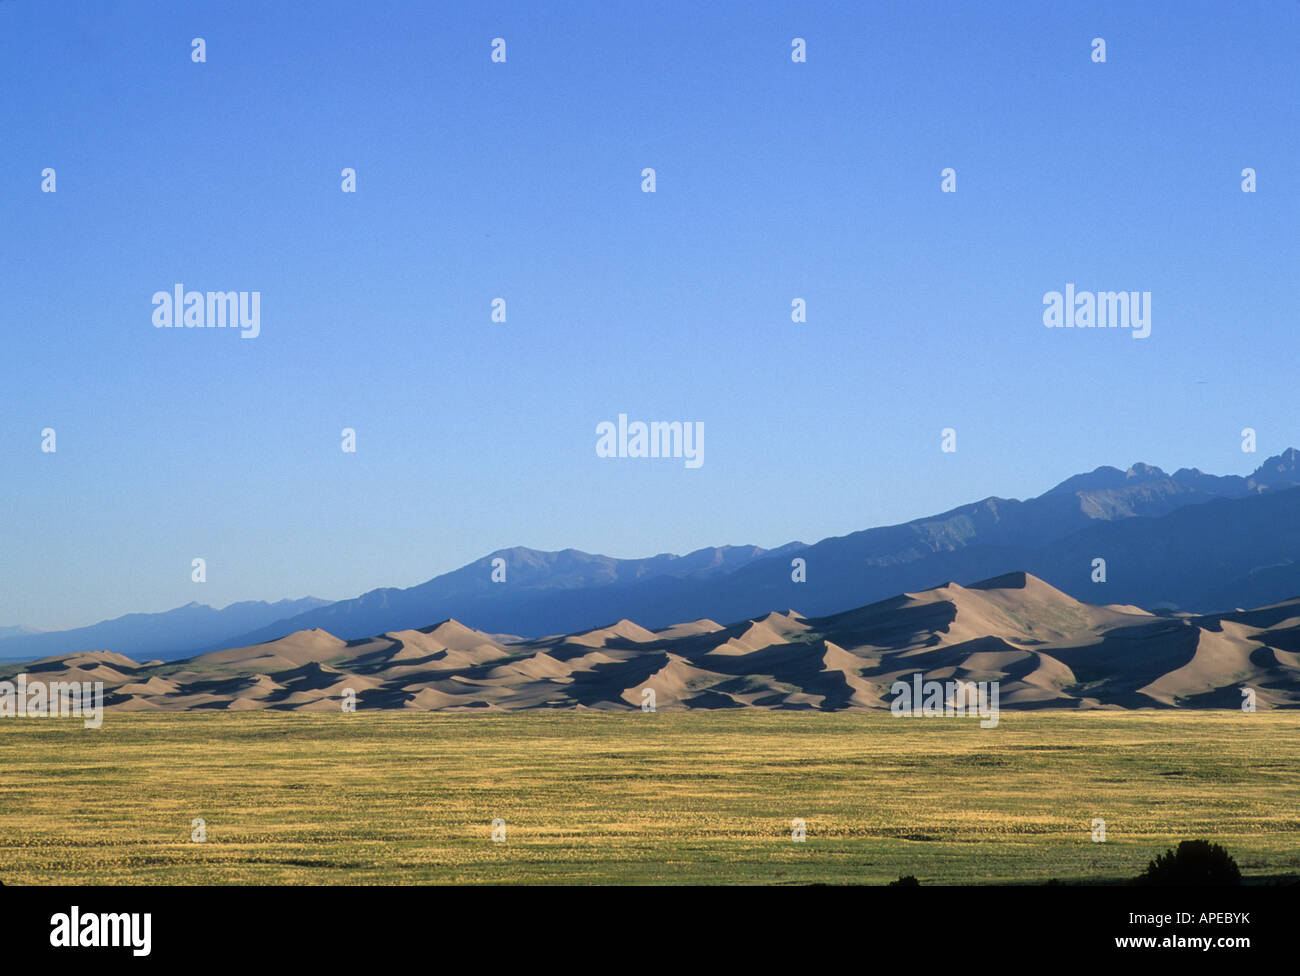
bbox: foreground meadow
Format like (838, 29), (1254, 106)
(0, 711), (1296, 885)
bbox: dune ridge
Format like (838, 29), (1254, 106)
(5, 573), (1298, 712)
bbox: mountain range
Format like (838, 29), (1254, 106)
(7, 572), (1297, 711)
(0, 598), (328, 663)
(4, 449), (1300, 663)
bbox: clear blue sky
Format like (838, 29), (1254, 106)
(2, 1), (1297, 630)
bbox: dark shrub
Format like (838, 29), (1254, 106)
(888, 874), (920, 886)
(1136, 840), (1242, 886)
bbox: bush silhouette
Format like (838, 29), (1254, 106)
(888, 874), (920, 886)
(1136, 840), (1241, 886)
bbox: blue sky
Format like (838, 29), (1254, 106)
(2, 1), (1297, 629)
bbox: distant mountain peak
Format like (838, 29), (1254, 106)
(1044, 465), (1124, 495)
(1249, 447), (1300, 487)
(1042, 452), (1300, 500)
(1046, 461), (1173, 496)
(1125, 462), (1167, 480)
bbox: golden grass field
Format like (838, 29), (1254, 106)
(1, 710), (1296, 885)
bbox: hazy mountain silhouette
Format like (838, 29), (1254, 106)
(0, 625), (43, 640)
(8, 451), (1300, 661)
(190, 544), (806, 657)
(0, 597), (329, 662)
(205, 450), (1300, 653)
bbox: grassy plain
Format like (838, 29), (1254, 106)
(1, 711), (1296, 885)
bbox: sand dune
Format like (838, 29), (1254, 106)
(6, 573), (1299, 712)
(653, 618), (724, 639)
